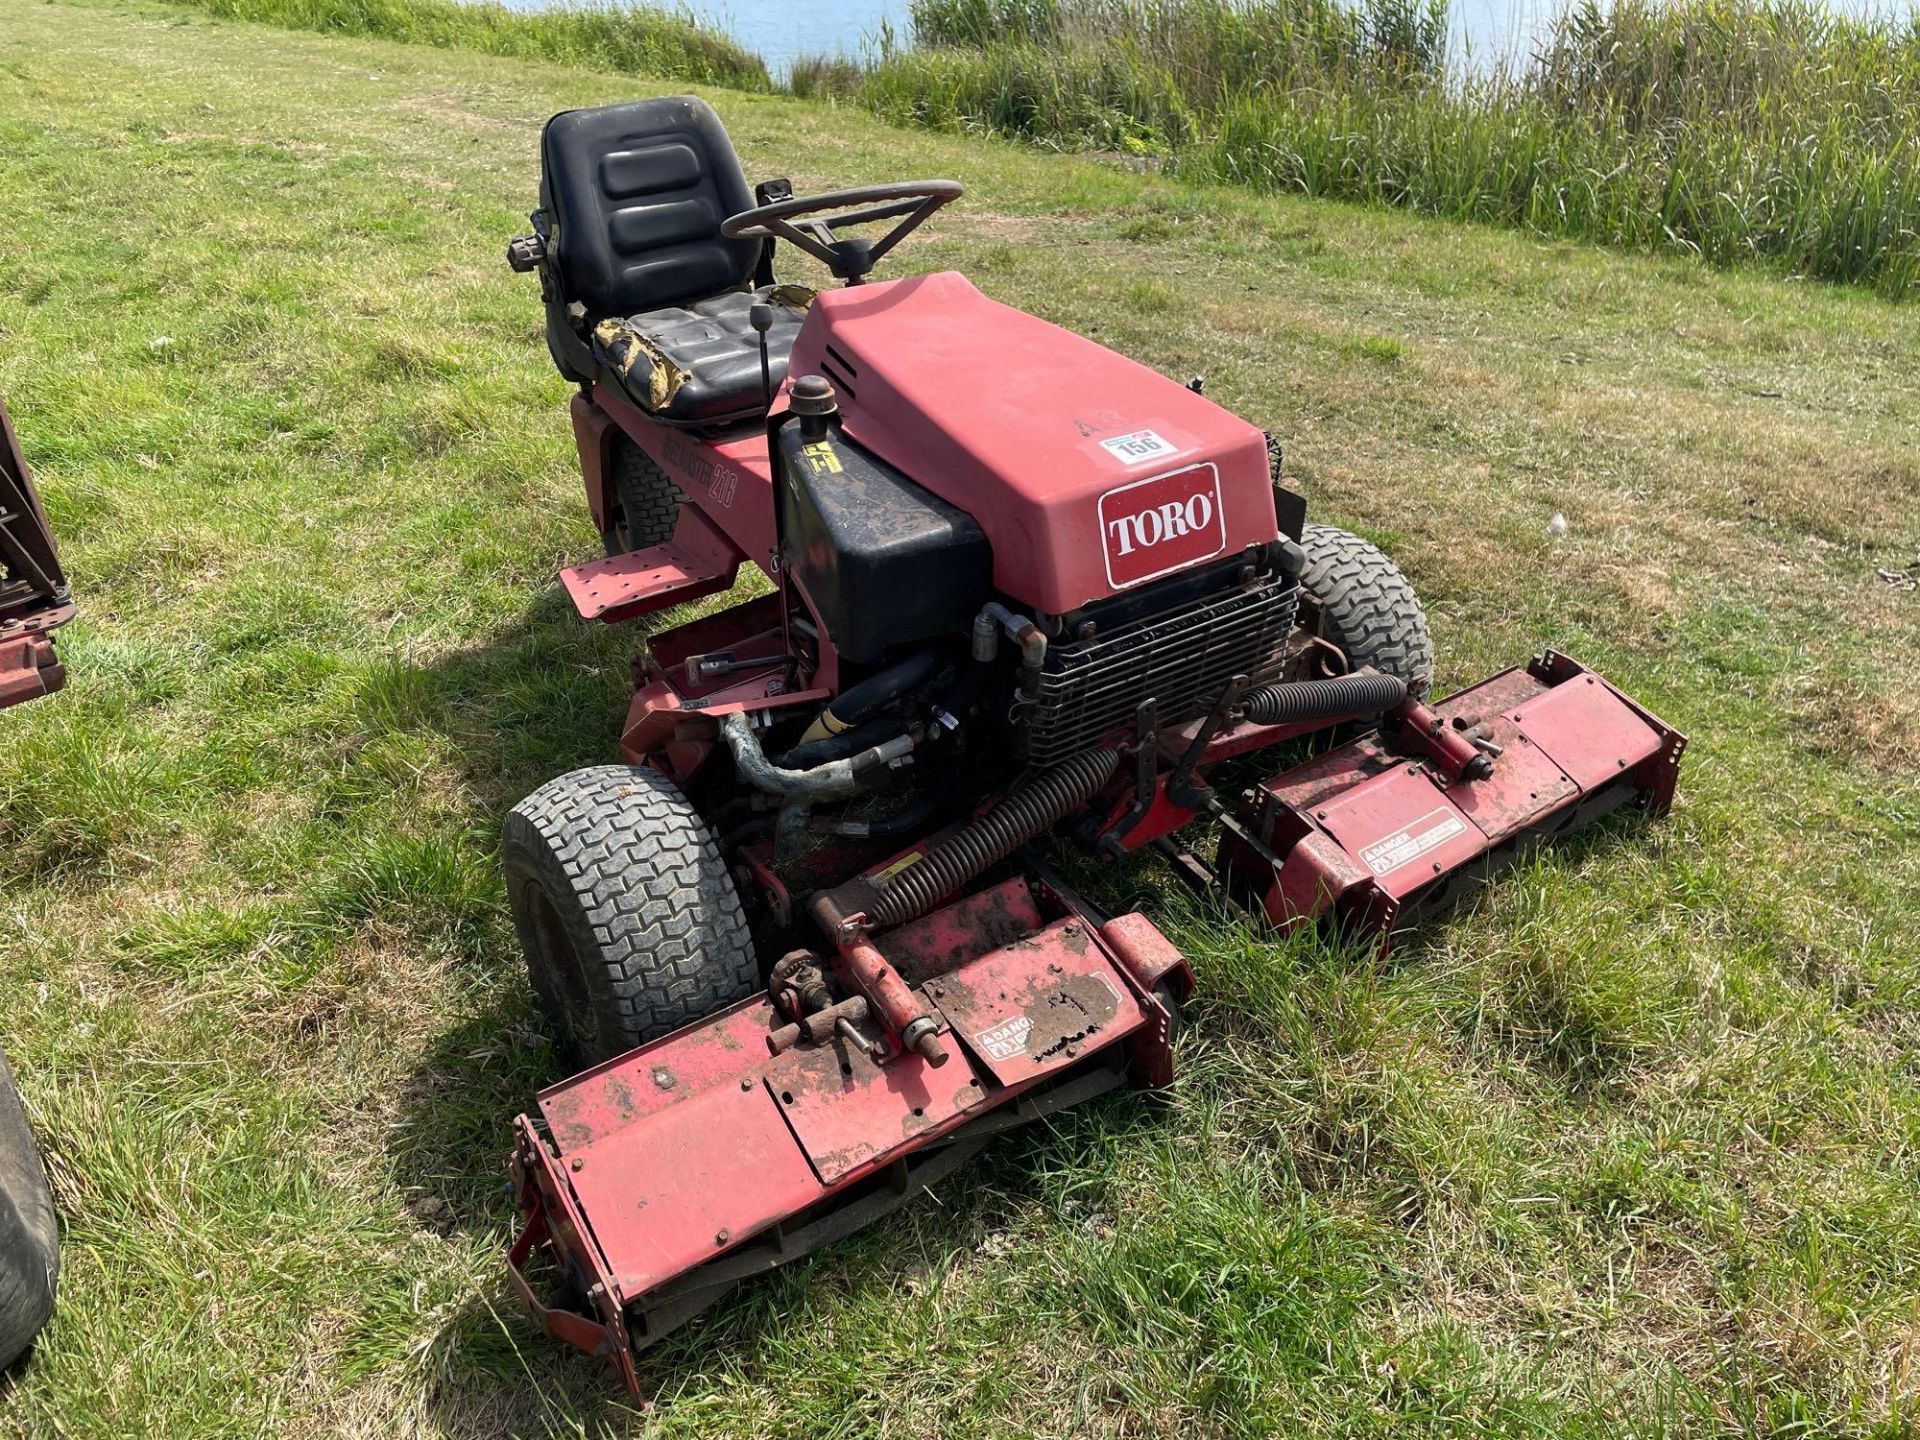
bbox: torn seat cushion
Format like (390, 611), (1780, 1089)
(592, 285), (812, 427)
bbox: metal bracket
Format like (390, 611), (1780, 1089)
(1167, 673), (1248, 809)
(1098, 697), (1158, 857)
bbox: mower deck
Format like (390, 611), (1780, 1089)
(0, 632), (64, 709)
(509, 873), (1186, 1388)
(1218, 651), (1683, 948)
(508, 652), (1680, 1395)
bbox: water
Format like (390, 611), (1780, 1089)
(684, 0), (907, 72)
(668, 0), (1891, 74)
(473, 0), (1901, 75)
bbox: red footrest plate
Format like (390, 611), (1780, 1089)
(559, 543), (734, 622)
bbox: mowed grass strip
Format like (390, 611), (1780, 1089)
(1, 1), (1918, 1435)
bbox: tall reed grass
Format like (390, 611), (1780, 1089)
(169, 0), (770, 88)
(798, 0), (1920, 295)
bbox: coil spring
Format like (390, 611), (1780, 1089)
(865, 747), (1119, 931)
(1240, 670), (1407, 726)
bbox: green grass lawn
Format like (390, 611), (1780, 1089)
(2, 1), (1918, 1434)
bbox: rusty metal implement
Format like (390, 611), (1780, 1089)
(0, 396), (73, 710)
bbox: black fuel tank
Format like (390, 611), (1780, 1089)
(777, 423), (992, 664)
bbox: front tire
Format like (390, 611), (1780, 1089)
(0, 1047), (57, 1370)
(503, 765), (758, 1066)
(601, 443), (684, 557)
(1297, 522), (1434, 687)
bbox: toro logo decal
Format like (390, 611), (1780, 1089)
(1097, 463), (1226, 589)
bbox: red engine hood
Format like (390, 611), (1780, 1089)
(786, 272), (1278, 614)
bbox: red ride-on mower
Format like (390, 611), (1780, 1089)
(499, 97), (1685, 1391)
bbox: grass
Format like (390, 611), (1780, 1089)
(798, 0), (1920, 297)
(2, 0), (1919, 1434)
(122, 0), (1920, 296)
(159, 0), (770, 87)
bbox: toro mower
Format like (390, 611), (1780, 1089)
(498, 97), (1684, 1390)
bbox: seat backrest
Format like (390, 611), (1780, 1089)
(539, 96), (761, 322)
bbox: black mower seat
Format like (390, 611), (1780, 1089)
(531, 96), (818, 427)
(591, 283), (811, 426)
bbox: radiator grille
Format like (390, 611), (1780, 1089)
(1018, 574), (1299, 764)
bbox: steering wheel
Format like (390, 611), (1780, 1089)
(721, 180), (962, 284)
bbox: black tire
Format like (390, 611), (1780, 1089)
(601, 443), (684, 557)
(1297, 522), (1435, 687)
(503, 765), (758, 1066)
(0, 1047), (57, 1371)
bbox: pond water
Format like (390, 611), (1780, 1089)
(632, 0), (1896, 77)
(669, 0), (1560, 72)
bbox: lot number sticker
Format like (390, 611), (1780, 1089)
(1099, 429), (1177, 466)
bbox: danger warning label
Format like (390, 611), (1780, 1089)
(1358, 807), (1469, 876)
(973, 1015), (1033, 1062)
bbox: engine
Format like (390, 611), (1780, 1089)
(1016, 560), (1300, 764)
(774, 406), (1304, 824)
(756, 271), (1312, 875)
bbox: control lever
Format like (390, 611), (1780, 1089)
(750, 302), (775, 413)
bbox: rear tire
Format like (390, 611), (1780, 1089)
(0, 1047), (57, 1371)
(1297, 523), (1434, 687)
(601, 443), (684, 557)
(503, 765), (758, 1066)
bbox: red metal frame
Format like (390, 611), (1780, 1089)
(0, 634), (64, 710)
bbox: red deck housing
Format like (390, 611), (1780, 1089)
(1218, 652), (1684, 947)
(0, 396), (72, 711)
(509, 876), (1190, 1389)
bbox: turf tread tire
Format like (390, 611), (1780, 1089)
(603, 443), (684, 557)
(1298, 522), (1435, 686)
(503, 765), (756, 1065)
(0, 1046), (57, 1371)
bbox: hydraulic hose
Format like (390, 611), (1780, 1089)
(1239, 670), (1407, 726)
(780, 716), (908, 770)
(797, 649), (945, 745)
(864, 747), (1118, 931)
(808, 792), (940, 839)
(722, 712), (913, 801)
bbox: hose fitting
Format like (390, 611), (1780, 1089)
(797, 649), (943, 746)
(971, 603), (1048, 670)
